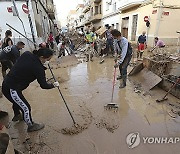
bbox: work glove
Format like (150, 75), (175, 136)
(43, 61), (50, 67)
(53, 81), (60, 87)
(114, 63), (120, 68)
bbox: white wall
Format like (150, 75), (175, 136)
(102, 14), (120, 29)
(0, 1), (37, 41)
(102, 0), (121, 29)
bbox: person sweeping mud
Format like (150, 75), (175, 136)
(2, 48), (59, 132)
(111, 29), (132, 88)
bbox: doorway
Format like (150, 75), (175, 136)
(121, 17), (129, 39)
(131, 14), (138, 41)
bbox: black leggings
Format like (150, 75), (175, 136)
(2, 83), (33, 126)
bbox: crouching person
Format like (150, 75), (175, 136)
(2, 48), (59, 132)
(111, 29), (132, 89)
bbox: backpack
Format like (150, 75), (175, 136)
(117, 41), (132, 56)
(127, 42), (133, 56)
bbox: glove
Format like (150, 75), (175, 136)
(43, 61), (50, 66)
(53, 81), (59, 87)
(114, 63), (120, 68)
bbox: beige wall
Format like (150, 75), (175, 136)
(119, 2), (180, 46)
(120, 4), (158, 45)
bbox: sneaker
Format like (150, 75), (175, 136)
(27, 122), (45, 132)
(117, 75), (122, 80)
(12, 114), (23, 122)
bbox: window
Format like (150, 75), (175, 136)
(106, 2), (109, 11)
(99, 5), (102, 14)
(116, 23), (119, 30)
(113, 2), (116, 12)
(91, 7), (93, 16)
(95, 6), (98, 15)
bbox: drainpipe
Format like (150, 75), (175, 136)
(154, 0), (163, 38)
(26, 0), (37, 49)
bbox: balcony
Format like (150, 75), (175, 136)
(83, 5), (91, 13)
(47, 4), (55, 19)
(94, 0), (101, 3)
(118, 0), (146, 11)
(90, 13), (102, 23)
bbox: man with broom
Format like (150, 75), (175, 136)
(111, 29), (133, 88)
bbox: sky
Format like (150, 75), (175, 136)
(53, 0), (83, 27)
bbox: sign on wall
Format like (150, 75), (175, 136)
(144, 16), (149, 22)
(7, 7), (13, 13)
(22, 4), (29, 14)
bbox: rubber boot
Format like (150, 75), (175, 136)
(90, 54), (93, 61)
(86, 54), (89, 62)
(140, 51), (143, 60)
(119, 76), (127, 89)
(137, 51), (140, 59)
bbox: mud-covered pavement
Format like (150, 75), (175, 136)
(0, 55), (180, 154)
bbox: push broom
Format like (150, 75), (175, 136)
(104, 66), (119, 109)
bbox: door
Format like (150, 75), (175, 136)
(121, 17), (129, 39)
(131, 14), (138, 41)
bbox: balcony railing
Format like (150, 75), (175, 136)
(46, 4), (55, 19)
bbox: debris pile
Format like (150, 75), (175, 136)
(144, 54), (172, 77)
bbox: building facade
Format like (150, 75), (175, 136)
(118, 0), (180, 45)
(0, 0), (57, 50)
(67, 10), (77, 30)
(102, 0), (121, 30)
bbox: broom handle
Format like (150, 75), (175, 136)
(111, 67), (117, 102)
(163, 77), (180, 99)
(48, 64), (76, 124)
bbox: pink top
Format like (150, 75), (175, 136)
(156, 40), (165, 47)
(48, 34), (54, 42)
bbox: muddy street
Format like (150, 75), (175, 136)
(0, 56), (180, 154)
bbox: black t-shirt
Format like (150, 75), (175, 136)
(2, 37), (13, 49)
(0, 45), (20, 63)
(3, 51), (54, 91)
